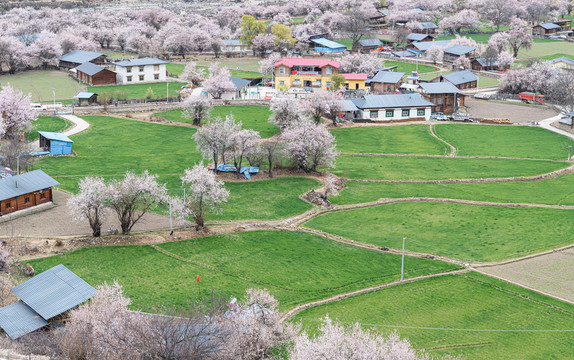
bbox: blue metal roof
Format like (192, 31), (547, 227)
(38, 131), (73, 143)
(443, 45), (475, 56)
(371, 71), (405, 84)
(420, 22), (438, 29)
(0, 301), (47, 340)
(549, 56), (574, 66)
(391, 50), (416, 57)
(412, 40), (452, 52)
(75, 62), (110, 76)
(310, 38), (346, 49)
(114, 57), (169, 67)
(229, 76), (250, 91)
(442, 70), (478, 85)
(59, 50), (103, 64)
(11, 264), (97, 321)
(358, 39), (382, 47)
(74, 92), (97, 99)
(407, 33), (431, 41)
(343, 100), (359, 112)
(352, 94), (434, 109)
(420, 82), (461, 94)
(0, 170), (60, 201)
(539, 22), (561, 30)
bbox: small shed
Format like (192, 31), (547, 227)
(73, 92), (98, 106)
(310, 38), (347, 53)
(38, 131), (73, 155)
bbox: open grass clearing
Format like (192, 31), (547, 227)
(25, 116), (72, 141)
(166, 63), (185, 77)
(304, 202), (574, 262)
(435, 124), (574, 160)
(332, 125), (448, 155)
(26, 231), (459, 311)
(435, 33), (493, 43)
(196, 58), (262, 75)
(293, 272), (574, 360)
(518, 39), (574, 60)
(384, 60), (437, 74)
(155, 105), (278, 138)
(87, 81), (186, 100)
(0, 70), (83, 102)
(331, 155), (568, 181)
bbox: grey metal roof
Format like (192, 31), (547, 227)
(229, 76), (250, 91)
(0, 301), (47, 340)
(420, 82), (461, 94)
(474, 57), (499, 67)
(371, 71), (405, 84)
(442, 70), (478, 85)
(59, 50), (103, 64)
(443, 45), (475, 56)
(38, 131), (73, 143)
(114, 57), (169, 67)
(352, 94), (434, 109)
(358, 39), (382, 47)
(549, 56), (574, 66)
(538, 22), (561, 30)
(223, 39), (245, 46)
(392, 50), (416, 57)
(343, 100), (359, 112)
(560, 116), (573, 125)
(407, 33), (431, 41)
(378, 9), (389, 16)
(412, 39), (452, 51)
(0, 170), (60, 201)
(74, 92), (97, 99)
(420, 22), (438, 29)
(75, 62), (110, 76)
(310, 38), (346, 49)
(11, 264), (97, 320)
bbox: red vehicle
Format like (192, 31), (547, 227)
(519, 92), (546, 104)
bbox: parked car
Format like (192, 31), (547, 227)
(431, 112), (450, 121)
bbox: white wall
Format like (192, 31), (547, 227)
(116, 63), (167, 84)
(358, 107), (431, 121)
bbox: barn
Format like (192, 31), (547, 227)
(0, 170), (59, 216)
(59, 50), (106, 70)
(75, 62), (116, 86)
(38, 131), (73, 155)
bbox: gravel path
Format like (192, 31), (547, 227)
(60, 114), (90, 136)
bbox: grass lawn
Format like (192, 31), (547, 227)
(384, 60), (437, 74)
(0, 70), (84, 102)
(304, 202), (574, 262)
(25, 116), (72, 141)
(87, 82), (186, 100)
(290, 16), (305, 24)
(435, 33), (493, 44)
(331, 125), (448, 155)
(196, 58), (262, 75)
(435, 124), (574, 160)
(154, 106), (277, 138)
(100, 50), (137, 60)
(166, 63), (185, 77)
(331, 155), (568, 181)
(293, 272), (574, 360)
(26, 231), (459, 311)
(518, 39), (574, 60)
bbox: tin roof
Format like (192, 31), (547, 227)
(273, 58), (341, 69)
(358, 39), (382, 47)
(549, 56), (574, 66)
(114, 57), (169, 67)
(443, 45), (475, 56)
(38, 131), (73, 143)
(229, 76), (250, 91)
(371, 71), (405, 84)
(0, 301), (47, 340)
(59, 50), (103, 64)
(310, 38), (346, 49)
(73, 92), (97, 99)
(442, 70), (478, 85)
(407, 33), (431, 41)
(412, 40), (452, 52)
(538, 22), (561, 30)
(343, 100), (359, 112)
(420, 22), (438, 29)
(420, 82), (461, 94)
(75, 62), (111, 76)
(352, 94), (434, 109)
(0, 170), (60, 201)
(11, 264), (97, 321)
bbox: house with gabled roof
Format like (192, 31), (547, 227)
(532, 23), (561, 37)
(369, 71), (405, 94)
(471, 57), (512, 72)
(443, 45), (476, 63)
(406, 33), (434, 44)
(358, 39), (383, 53)
(413, 22), (438, 34)
(352, 94), (434, 121)
(340, 73), (368, 90)
(0, 170), (59, 216)
(113, 57), (169, 84)
(432, 70), (478, 90)
(221, 39), (251, 53)
(59, 50), (106, 70)
(75, 62), (116, 86)
(419, 82), (464, 114)
(273, 58), (341, 90)
(548, 56), (574, 71)
(409, 39), (452, 52)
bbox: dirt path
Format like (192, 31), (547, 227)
(339, 152), (560, 162)
(429, 123), (456, 156)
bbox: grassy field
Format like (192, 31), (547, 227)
(196, 58), (262, 76)
(435, 124), (574, 160)
(166, 63), (185, 77)
(304, 202), (574, 262)
(435, 33), (493, 44)
(87, 81), (186, 100)
(155, 105), (278, 138)
(518, 39), (574, 60)
(293, 272), (574, 360)
(384, 60), (438, 74)
(0, 70), (84, 102)
(331, 155), (568, 181)
(25, 116), (72, 141)
(26, 231), (459, 311)
(331, 125), (448, 155)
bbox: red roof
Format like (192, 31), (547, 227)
(340, 73), (368, 81)
(273, 58), (341, 69)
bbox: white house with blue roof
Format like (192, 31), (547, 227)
(113, 57), (169, 84)
(351, 94), (434, 121)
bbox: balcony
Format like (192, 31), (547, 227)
(292, 71), (320, 77)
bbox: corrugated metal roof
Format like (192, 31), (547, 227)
(538, 22), (560, 30)
(75, 62), (110, 76)
(310, 38), (346, 49)
(74, 92), (97, 99)
(371, 71), (405, 83)
(442, 70), (478, 85)
(378, 9), (389, 16)
(358, 39), (382, 47)
(352, 94), (434, 109)
(38, 131), (73, 143)
(11, 264), (97, 320)
(420, 22), (438, 29)
(229, 76), (250, 91)
(0, 170), (60, 201)
(392, 50), (416, 57)
(407, 33), (430, 41)
(420, 82), (461, 94)
(0, 301), (47, 340)
(114, 57), (169, 67)
(59, 50), (103, 64)
(412, 39), (452, 51)
(443, 45), (475, 56)
(549, 56), (574, 66)
(343, 100), (359, 112)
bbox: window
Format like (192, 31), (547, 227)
(326, 67), (333, 75)
(154, 65), (159, 71)
(417, 109), (425, 116)
(402, 109), (410, 117)
(139, 66), (145, 72)
(127, 76), (132, 82)
(40, 193), (46, 199)
(5, 202), (10, 208)
(279, 80), (285, 86)
(126, 66), (132, 73)
(24, 197), (30, 204)
(370, 111), (378, 119)
(139, 75), (144, 81)
(386, 110), (394, 118)
(279, 67), (285, 74)
(154, 74), (159, 80)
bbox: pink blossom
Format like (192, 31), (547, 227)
(0, 84), (37, 139)
(281, 122), (337, 172)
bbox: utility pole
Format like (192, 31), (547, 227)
(166, 80), (169, 104)
(52, 88), (56, 115)
(401, 237), (406, 282)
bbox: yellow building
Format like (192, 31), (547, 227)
(340, 73), (368, 91)
(273, 58), (341, 90)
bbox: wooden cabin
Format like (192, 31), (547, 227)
(59, 50), (106, 70)
(75, 62), (116, 86)
(0, 170), (59, 216)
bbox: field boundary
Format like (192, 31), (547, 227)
(338, 152), (561, 162)
(429, 124), (457, 156)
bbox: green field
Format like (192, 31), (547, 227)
(518, 39), (574, 60)
(294, 272), (574, 360)
(27, 231), (459, 311)
(435, 33), (493, 44)
(87, 81), (186, 100)
(384, 60), (438, 74)
(166, 63), (185, 77)
(0, 70), (84, 102)
(304, 202), (574, 262)
(435, 124), (574, 160)
(332, 125), (448, 155)
(155, 105), (278, 138)
(332, 155), (568, 180)
(25, 116), (71, 141)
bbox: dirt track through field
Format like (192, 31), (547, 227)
(429, 123), (457, 156)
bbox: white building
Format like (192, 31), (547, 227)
(113, 57), (169, 84)
(351, 94), (434, 121)
(222, 40), (251, 53)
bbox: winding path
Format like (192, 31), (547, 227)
(59, 114), (91, 137)
(429, 123), (457, 156)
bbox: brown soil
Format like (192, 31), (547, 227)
(465, 98), (558, 124)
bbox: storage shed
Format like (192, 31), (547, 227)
(310, 38), (347, 53)
(0, 170), (59, 216)
(38, 131), (73, 155)
(73, 92), (98, 106)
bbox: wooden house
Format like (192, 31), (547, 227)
(412, 22), (438, 34)
(38, 131), (73, 155)
(357, 39), (383, 53)
(532, 23), (561, 37)
(442, 45), (476, 63)
(0, 170), (59, 216)
(419, 82), (464, 114)
(369, 71), (405, 94)
(73, 92), (98, 106)
(434, 70), (478, 90)
(406, 33), (434, 45)
(59, 50), (106, 70)
(75, 62), (116, 86)
(471, 57), (511, 72)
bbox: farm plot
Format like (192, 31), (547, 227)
(87, 82), (186, 100)
(26, 231), (460, 311)
(331, 125), (448, 155)
(479, 247), (574, 303)
(0, 70), (83, 102)
(304, 202), (574, 262)
(25, 116), (72, 141)
(331, 155), (568, 181)
(293, 272), (574, 360)
(434, 124), (574, 160)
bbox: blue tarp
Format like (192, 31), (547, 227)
(210, 163), (259, 179)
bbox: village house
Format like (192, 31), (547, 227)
(408, 39), (452, 52)
(369, 71), (405, 93)
(548, 56), (574, 70)
(59, 50), (106, 70)
(471, 57), (511, 72)
(0, 170), (59, 216)
(406, 33), (434, 45)
(558, 112), (574, 132)
(340, 73), (368, 90)
(442, 45), (476, 63)
(357, 39), (383, 53)
(75, 62), (116, 86)
(73, 92), (98, 106)
(273, 58), (340, 90)
(310, 38), (346, 53)
(351, 93), (434, 121)
(419, 82), (464, 114)
(217, 76), (251, 100)
(221, 39), (251, 54)
(532, 23), (561, 37)
(437, 70), (478, 90)
(113, 57), (168, 84)
(412, 22), (438, 34)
